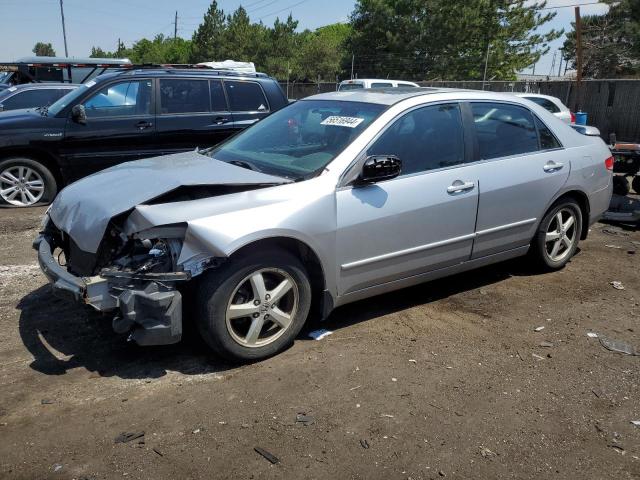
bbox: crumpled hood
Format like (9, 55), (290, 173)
(49, 151), (290, 253)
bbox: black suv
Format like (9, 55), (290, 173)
(0, 68), (288, 207)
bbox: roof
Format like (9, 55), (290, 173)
(105, 68), (272, 81)
(2, 83), (79, 90)
(339, 78), (418, 83)
(304, 87), (459, 106)
(14, 57), (132, 65)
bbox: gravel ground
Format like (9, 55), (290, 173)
(0, 206), (639, 480)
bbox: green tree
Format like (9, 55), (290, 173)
(190, 0), (226, 63)
(347, 0), (561, 80)
(32, 42), (56, 57)
(89, 46), (115, 58)
(298, 24), (351, 81)
(563, 0), (640, 78)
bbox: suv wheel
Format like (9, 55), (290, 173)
(530, 198), (582, 271)
(196, 249), (312, 361)
(0, 158), (57, 207)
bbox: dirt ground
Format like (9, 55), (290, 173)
(0, 206), (639, 480)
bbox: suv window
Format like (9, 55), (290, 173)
(83, 80), (152, 118)
(367, 103), (465, 175)
(536, 117), (562, 150)
(371, 82), (393, 88)
(225, 81), (268, 112)
(210, 80), (227, 111)
(2, 89), (66, 110)
(160, 79), (209, 114)
(339, 83), (364, 91)
(525, 96), (561, 113)
(471, 102), (539, 159)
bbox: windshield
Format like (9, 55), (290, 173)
(338, 83), (364, 91)
(47, 83), (90, 116)
(210, 100), (386, 180)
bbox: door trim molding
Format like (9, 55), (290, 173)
(475, 218), (537, 237)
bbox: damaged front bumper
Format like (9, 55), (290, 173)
(34, 234), (184, 346)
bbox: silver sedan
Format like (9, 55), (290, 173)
(36, 88), (613, 361)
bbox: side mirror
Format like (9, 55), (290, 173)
(357, 155), (402, 184)
(71, 104), (87, 124)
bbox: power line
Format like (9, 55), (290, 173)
(258, 0), (312, 21)
(538, 1), (605, 10)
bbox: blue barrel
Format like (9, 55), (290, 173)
(575, 111), (588, 125)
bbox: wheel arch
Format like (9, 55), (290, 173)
(227, 236), (331, 320)
(549, 189), (591, 240)
(0, 147), (63, 187)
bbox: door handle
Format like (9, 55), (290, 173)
(213, 116), (230, 125)
(447, 180), (475, 194)
(135, 121), (153, 130)
(543, 161), (564, 172)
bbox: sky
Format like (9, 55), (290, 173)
(0, 0), (610, 77)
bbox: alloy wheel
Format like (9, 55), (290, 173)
(225, 268), (299, 348)
(544, 208), (577, 263)
(0, 165), (45, 206)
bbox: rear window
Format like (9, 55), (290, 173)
(471, 102), (539, 159)
(338, 83), (364, 91)
(524, 96), (561, 114)
(160, 79), (209, 114)
(371, 82), (393, 88)
(225, 81), (268, 112)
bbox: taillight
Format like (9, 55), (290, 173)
(605, 156), (614, 171)
(570, 111), (576, 123)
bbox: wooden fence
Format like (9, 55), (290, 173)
(281, 80), (640, 142)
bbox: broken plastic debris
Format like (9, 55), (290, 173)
(631, 421), (640, 427)
(360, 439), (370, 449)
(539, 341), (554, 348)
(408, 359), (417, 363)
(610, 281), (625, 290)
(598, 336), (638, 356)
(480, 447), (497, 458)
(254, 447), (279, 464)
(587, 332), (599, 338)
(295, 413), (314, 426)
(605, 244), (622, 249)
(114, 431), (145, 444)
(308, 329), (333, 340)
(532, 353), (545, 360)
(534, 326), (545, 332)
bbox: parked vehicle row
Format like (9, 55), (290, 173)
(35, 88), (613, 361)
(0, 67), (288, 206)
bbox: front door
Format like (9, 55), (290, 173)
(336, 103), (479, 296)
(155, 78), (236, 154)
(468, 102), (570, 259)
(60, 79), (155, 181)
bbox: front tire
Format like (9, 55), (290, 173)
(530, 198), (582, 271)
(196, 249), (312, 362)
(0, 158), (57, 207)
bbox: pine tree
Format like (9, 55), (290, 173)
(190, 1), (226, 63)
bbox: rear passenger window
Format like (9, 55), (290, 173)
(210, 80), (227, 111)
(225, 81), (268, 112)
(160, 79), (209, 114)
(471, 103), (539, 159)
(2, 89), (60, 110)
(367, 103), (465, 176)
(536, 117), (562, 150)
(526, 96), (560, 113)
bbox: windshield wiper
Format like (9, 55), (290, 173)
(228, 160), (262, 172)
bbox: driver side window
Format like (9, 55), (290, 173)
(83, 80), (152, 118)
(367, 103), (465, 176)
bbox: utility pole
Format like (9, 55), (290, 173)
(59, 0), (68, 57)
(558, 50), (563, 77)
(575, 6), (583, 111)
(482, 42), (490, 90)
(350, 54), (354, 80)
(549, 50), (557, 77)
(174, 11), (178, 40)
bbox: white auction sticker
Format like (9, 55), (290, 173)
(320, 116), (364, 128)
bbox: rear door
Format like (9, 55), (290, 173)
(155, 78), (235, 154)
(469, 102), (569, 258)
(224, 80), (271, 134)
(336, 102), (479, 295)
(60, 79), (155, 180)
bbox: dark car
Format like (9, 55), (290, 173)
(0, 83), (78, 112)
(0, 67), (288, 207)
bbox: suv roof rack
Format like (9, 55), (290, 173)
(120, 64), (270, 78)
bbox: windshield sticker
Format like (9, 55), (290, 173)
(7, 86), (17, 92)
(320, 116), (365, 128)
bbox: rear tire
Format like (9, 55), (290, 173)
(613, 175), (630, 196)
(530, 198), (582, 271)
(0, 157), (57, 207)
(196, 249), (312, 362)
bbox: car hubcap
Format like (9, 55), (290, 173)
(0, 166), (45, 206)
(545, 208), (577, 262)
(225, 268), (298, 348)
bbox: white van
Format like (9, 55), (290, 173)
(337, 79), (419, 91)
